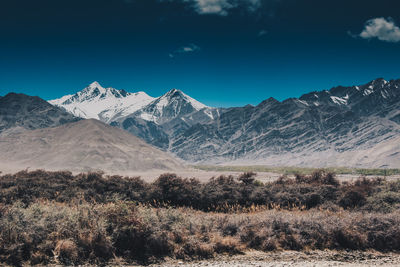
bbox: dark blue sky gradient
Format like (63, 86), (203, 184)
(0, 0), (399, 107)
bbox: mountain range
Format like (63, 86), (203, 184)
(0, 78), (398, 169)
(50, 82), (221, 149)
(46, 78), (400, 168)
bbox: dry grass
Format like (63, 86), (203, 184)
(1, 169), (398, 212)
(1, 201), (400, 266)
(0, 170), (400, 266)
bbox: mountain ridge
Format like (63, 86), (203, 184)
(0, 92), (80, 135)
(46, 78), (400, 167)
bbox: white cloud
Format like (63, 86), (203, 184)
(180, 0), (261, 16)
(169, 44), (201, 58)
(258, 29), (267, 37)
(186, 0), (233, 16)
(359, 17), (400, 43)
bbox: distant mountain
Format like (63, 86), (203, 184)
(48, 78), (400, 168)
(50, 82), (221, 149)
(0, 119), (184, 173)
(169, 78), (400, 168)
(112, 88), (221, 148)
(299, 78), (400, 122)
(0, 93), (79, 135)
(133, 88), (212, 124)
(49, 81), (155, 123)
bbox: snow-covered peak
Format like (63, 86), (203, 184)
(162, 88), (207, 110)
(79, 81), (107, 97)
(49, 82), (155, 122)
(89, 81), (103, 89)
(48, 82), (211, 125)
(136, 88), (209, 123)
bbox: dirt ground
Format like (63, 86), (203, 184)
(120, 250), (400, 267)
(41, 250), (400, 267)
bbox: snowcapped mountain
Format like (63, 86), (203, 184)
(49, 81), (155, 123)
(49, 82), (214, 125)
(47, 78), (400, 168)
(134, 88), (212, 124)
(49, 82), (218, 149)
(110, 88), (221, 149)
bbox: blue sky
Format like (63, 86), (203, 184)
(0, 0), (399, 107)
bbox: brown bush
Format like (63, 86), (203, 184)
(238, 172), (257, 185)
(0, 169), (394, 212)
(1, 169), (400, 265)
(339, 189), (366, 209)
(213, 235), (244, 255)
(54, 239), (79, 265)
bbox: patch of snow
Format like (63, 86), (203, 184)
(140, 113), (156, 122)
(48, 94), (74, 106)
(330, 96), (347, 105)
(381, 90), (389, 99)
(203, 108), (215, 119)
(363, 87), (374, 96)
(297, 99), (309, 106)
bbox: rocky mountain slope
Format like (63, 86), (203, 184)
(0, 93), (79, 135)
(0, 119), (184, 173)
(170, 78), (400, 167)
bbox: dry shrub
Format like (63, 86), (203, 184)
(261, 237), (278, 251)
(238, 172), (257, 185)
(1, 169), (396, 212)
(54, 239), (78, 265)
(213, 235), (244, 255)
(2, 170), (400, 266)
(365, 191), (400, 213)
(179, 237), (214, 260)
(76, 231), (114, 262)
(30, 251), (49, 265)
(2, 201), (400, 266)
(339, 189), (366, 209)
(333, 228), (367, 250)
(279, 233), (303, 250)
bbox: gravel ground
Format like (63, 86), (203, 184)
(141, 250), (400, 267)
(38, 250), (400, 267)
